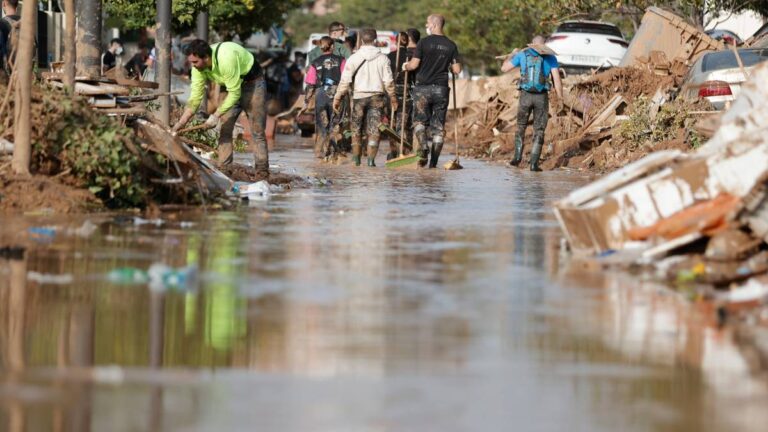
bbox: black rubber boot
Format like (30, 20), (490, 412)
(428, 139), (444, 168)
(509, 134), (523, 166)
(530, 132), (544, 172)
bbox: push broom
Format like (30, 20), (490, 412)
(444, 71), (463, 170)
(385, 69), (420, 168)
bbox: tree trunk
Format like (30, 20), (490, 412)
(156, 0), (172, 125)
(63, 0), (76, 92)
(12, 0), (37, 176)
(75, 0), (102, 77)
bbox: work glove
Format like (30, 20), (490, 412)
(332, 98), (342, 114)
(170, 122), (183, 137)
(401, 62), (408, 72)
(204, 113), (220, 129)
(390, 98), (398, 113)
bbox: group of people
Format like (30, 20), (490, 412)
(298, 14), (562, 171)
(301, 16), (460, 168)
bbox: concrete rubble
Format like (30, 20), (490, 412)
(554, 59), (768, 322)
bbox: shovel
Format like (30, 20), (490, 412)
(444, 71), (463, 170)
(385, 70), (420, 168)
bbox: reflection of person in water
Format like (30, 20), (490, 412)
(513, 178), (546, 269)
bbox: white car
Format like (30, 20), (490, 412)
(545, 21), (628, 74)
(681, 48), (768, 110)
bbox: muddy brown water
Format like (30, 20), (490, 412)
(1, 138), (767, 431)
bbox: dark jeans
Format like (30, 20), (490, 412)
(219, 78), (268, 172)
(314, 86), (337, 157)
(412, 84), (449, 150)
(517, 90), (549, 138)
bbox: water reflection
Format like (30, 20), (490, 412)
(0, 150), (767, 431)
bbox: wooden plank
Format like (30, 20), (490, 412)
(96, 107), (147, 115)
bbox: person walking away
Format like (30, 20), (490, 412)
(171, 39), (269, 176)
(387, 30), (420, 158)
(0, 0), (20, 76)
(101, 38), (124, 75)
(403, 14), (461, 168)
(308, 22), (351, 64)
(332, 28), (397, 167)
(304, 37), (346, 158)
(500, 35), (563, 171)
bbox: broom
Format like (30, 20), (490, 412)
(444, 71), (463, 170)
(386, 69), (420, 168)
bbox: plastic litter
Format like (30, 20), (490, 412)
(107, 267), (150, 284)
(66, 220), (99, 238)
(27, 271), (74, 285)
(148, 263), (197, 291)
(233, 180), (271, 201)
(0, 246), (25, 260)
(133, 217), (164, 227)
(28, 227), (56, 241)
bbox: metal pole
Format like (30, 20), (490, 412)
(196, 12), (209, 42)
(75, 0), (101, 77)
(156, 0), (172, 125)
(196, 12), (209, 114)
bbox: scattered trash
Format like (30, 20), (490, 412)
(133, 217), (165, 227)
(107, 267), (150, 284)
(27, 271), (74, 285)
(66, 220), (99, 238)
(148, 263), (197, 291)
(0, 246), (25, 260)
(28, 227), (57, 242)
(233, 180), (271, 201)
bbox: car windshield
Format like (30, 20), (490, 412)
(555, 22), (623, 38)
(702, 49), (768, 72)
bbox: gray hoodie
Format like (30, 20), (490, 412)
(334, 45), (395, 101)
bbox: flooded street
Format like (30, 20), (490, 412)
(1, 138), (768, 432)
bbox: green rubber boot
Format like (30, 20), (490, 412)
(367, 142), (379, 167)
(352, 155), (361, 166)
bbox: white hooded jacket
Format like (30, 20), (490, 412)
(334, 45), (396, 101)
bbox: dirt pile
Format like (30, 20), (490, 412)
(0, 166), (101, 213)
(458, 66), (714, 173)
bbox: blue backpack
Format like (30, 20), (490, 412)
(519, 49), (549, 93)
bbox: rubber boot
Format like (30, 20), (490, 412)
(530, 132), (544, 172)
(509, 134), (523, 166)
(351, 142), (362, 166)
(367, 142), (379, 167)
(429, 138), (444, 169)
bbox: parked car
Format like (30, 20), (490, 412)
(705, 29), (743, 46)
(681, 48), (768, 110)
(545, 20), (628, 74)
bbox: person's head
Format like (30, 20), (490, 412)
(183, 39), (213, 70)
(425, 14), (445, 36)
(397, 31), (409, 48)
(406, 28), (420, 46)
(328, 22), (346, 40)
(109, 38), (124, 55)
(318, 36), (334, 54)
(344, 35), (355, 52)
(360, 28), (377, 46)
(531, 35), (546, 45)
(2, 0), (18, 14)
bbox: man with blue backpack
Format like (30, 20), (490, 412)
(501, 36), (563, 171)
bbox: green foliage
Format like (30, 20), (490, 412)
(618, 96), (651, 149)
(32, 94), (147, 207)
(104, 0), (300, 38)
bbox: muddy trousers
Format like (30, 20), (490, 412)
(350, 94), (386, 166)
(512, 90), (548, 171)
(218, 78), (269, 174)
(314, 87), (337, 158)
(413, 84), (449, 168)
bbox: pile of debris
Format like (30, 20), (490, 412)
(456, 7), (723, 172)
(0, 66), (293, 213)
(554, 60), (768, 323)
